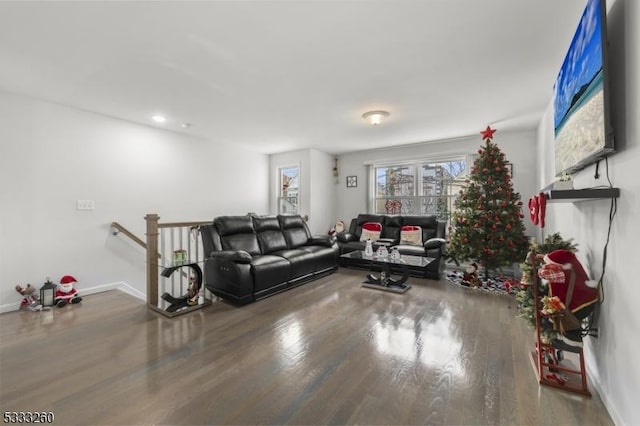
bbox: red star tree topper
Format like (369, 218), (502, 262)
(447, 127), (529, 279)
(480, 125), (497, 140)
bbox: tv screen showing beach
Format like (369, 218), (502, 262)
(553, 0), (610, 176)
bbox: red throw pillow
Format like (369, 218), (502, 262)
(360, 222), (382, 242)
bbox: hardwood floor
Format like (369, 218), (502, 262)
(1, 269), (613, 425)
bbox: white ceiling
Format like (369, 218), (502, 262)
(0, 1), (587, 154)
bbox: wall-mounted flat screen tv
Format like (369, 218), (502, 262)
(554, 0), (614, 176)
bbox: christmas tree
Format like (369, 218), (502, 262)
(448, 126), (530, 279)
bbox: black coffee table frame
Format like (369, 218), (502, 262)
(340, 251), (436, 294)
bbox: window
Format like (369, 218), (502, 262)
(373, 159), (466, 220)
(278, 166), (299, 214)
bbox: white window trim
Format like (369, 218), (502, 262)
(277, 164), (300, 215)
(363, 153), (467, 167)
(368, 156), (468, 216)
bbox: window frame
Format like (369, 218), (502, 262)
(369, 156), (467, 220)
(277, 165), (300, 215)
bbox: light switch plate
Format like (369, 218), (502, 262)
(77, 200), (94, 210)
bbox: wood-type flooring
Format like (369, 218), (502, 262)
(0, 268), (614, 425)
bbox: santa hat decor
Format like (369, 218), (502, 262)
(543, 250), (574, 270)
(543, 249), (594, 286)
(60, 275), (77, 284)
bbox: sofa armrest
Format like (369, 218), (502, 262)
(309, 235), (336, 247)
(336, 232), (357, 243)
(208, 250), (252, 264)
(424, 237), (446, 251)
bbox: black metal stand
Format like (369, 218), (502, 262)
(160, 263), (203, 313)
(362, 262), (411, 293)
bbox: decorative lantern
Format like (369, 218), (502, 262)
(39, 278), (57, 307)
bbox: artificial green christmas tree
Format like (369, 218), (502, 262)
(448, 127), (530, 279)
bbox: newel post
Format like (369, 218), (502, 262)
(145, 213), (160, 307)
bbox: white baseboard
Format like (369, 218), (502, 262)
(82, 281), (146, 301)
(585, 345), (625, 426)
(0, 281), (145, 314)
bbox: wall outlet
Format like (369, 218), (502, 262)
(77, 200), (94, 211)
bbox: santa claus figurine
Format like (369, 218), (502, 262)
(538, 249), (599, 348)
(56, 275), (83, 308)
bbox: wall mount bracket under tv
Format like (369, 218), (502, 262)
(543, 187), (620, 203)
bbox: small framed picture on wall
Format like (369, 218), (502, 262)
(346, 176), (357, 188)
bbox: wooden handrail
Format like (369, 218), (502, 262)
(111, 222), (146, 249)
(111, 221), (161, 259)
(158, 220), (211, 229)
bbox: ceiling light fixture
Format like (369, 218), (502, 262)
(362, 110), (390, 126)
(151, 115), (167, 123)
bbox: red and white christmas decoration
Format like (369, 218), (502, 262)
(360, 222), (382, 242)
(528, 192), (547, 228)
(55, 275), (83, 308)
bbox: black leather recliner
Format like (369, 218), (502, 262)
(336, 214), (448, 279)
(201, 215), (339, 305)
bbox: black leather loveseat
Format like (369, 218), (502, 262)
(200, 215), (339, 305)
(337, 214), (448, 279)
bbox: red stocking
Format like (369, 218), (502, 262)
(537, 192), (547, 228)
(528, 196), (539, 225)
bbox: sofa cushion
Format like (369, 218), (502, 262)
(360, 222), (382, 242)
(402, 215), (437, 228)
(400, 225), (423, 246)
(252, 216), (280, 232)
(271, 249), (316, 279)
(278, 215), (311, 249)
(278, 214), (307, 229)
(301, 245), (340, 272)
(220, 233), (261, 256)
(250, 255), (291, 293)
(253, 216), (288, 254)
(214, 216), (261, 255)
(381, 216), (403, 242)
(215, 216), (255, 235)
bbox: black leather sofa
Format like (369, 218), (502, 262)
(337, 214), (448, 279)
(200, 215), (339, 305)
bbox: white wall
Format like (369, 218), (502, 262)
(269, 148), (337, 235)
(536, 0), (639, 423)
(309, 149), (338, 235)
(0, 92), (269, 311)
(334, 129), (538, 237)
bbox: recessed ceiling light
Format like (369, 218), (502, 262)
(151, 115), (167, 123)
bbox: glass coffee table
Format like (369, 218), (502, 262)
(340, 250), (436, 293)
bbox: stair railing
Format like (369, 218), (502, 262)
(145, 214), (213, 317)
(112, 216), (213, 317)
(111, 221), (160, 258)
